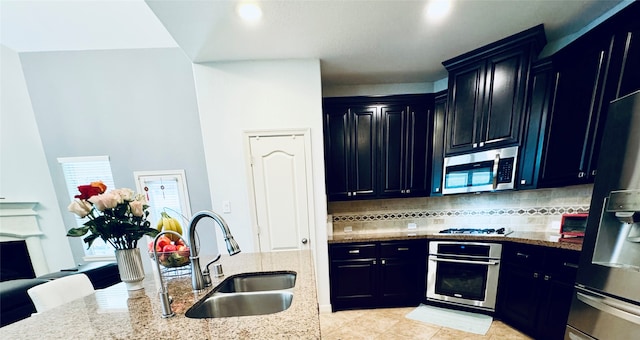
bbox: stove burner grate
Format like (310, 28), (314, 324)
(439, 227), (508, 235)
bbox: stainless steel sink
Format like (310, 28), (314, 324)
(185, 271), (297, 318)
(185, 291), (293, 318)
(216, 271), (296, 293)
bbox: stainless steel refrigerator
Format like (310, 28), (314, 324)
(565, 90), (640, 339)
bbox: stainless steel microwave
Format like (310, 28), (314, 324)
(442, 146), (518, 195)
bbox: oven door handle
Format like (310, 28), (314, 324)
(429, 257), (499, 266)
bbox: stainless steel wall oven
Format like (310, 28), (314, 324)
(427, 241), (502, 312)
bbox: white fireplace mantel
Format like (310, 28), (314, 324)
(0, 201), (49, 275)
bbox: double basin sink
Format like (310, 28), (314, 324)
(185, 271), (296, 318)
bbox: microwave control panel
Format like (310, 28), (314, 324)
(497, 158), (515, 183)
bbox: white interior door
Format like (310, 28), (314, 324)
(248, 133), (311, 252)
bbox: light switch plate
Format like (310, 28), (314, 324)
(222, 200), (231, 213)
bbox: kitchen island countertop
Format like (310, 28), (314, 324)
(0, 250), (320, 339)
(328, 230), (582, 251)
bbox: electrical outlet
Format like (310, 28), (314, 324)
(344, 226), (353, 233)
(408, 223), (417, 230)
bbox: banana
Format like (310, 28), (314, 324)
(157, 212), (183, 241)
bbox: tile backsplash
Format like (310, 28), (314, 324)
(328, 184), (593, 235)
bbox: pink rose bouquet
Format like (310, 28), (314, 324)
(66, 181), (159, 249)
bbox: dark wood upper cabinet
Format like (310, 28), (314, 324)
(443, 25), (546, 156)
(323, 103), (378, 201)
(538, 46), (610, 187)
(517, 60), (552, 190)
(323, 94), (433, 201)
(430, 91), (447, 196)
(528, 2), (640, 188)
(379, 99), (431, 198)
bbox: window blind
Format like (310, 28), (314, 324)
(58, 156), (116, 257)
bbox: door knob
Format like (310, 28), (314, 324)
(301, 238), (308, 244)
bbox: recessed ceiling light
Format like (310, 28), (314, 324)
(425, 0), (453, 21)
(237, 2), (263, 22)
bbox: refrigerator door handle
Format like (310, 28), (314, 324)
(576, 291), (640, 326)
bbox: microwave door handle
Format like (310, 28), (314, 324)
(492, 154), (500, 190)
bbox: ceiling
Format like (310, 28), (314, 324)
(0, 0), (629, 86)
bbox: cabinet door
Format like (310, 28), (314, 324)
(379, 103), (430, 198)
(404, 103), (430, 196)
(536, 249), (580, 340)
(446, 62), (486, 155)
(329, 243), (378, 310)
(538, 45), (610, 187)
(497, 263), (541, 336)
(518, 60), (552, 190)
(330, 259), (378, 309)
(537, 279), (575, 340)
(324, 105), (351, 200)
(379, 258), (422, 306)
(380, 104), (408, 196)
(378, 241), (427, 306)
(481, 49), (528, 148)
(350, 105), (378, 198)
(431, 92), (447, 195)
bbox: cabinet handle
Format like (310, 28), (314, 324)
(373, 260), (377, 265)
(520, 180), (526, 185)
(578, 172), (586, 178)
(347, 192), (352, 197)
(348, 250), (360, 254)
(479, 142), (485, 147)
(353, 192), (357, 196)
(401, 190), (405, 194)
(591, 170), (597, 176)
(516, 252), (530, 259)
(473, 143), (478, 148)
(563, 262), (579, 269)
(406, 189), (411, 194)
(435, 187), (440, 192)
(533, 272), (539, 279)
(544, 275), (551, 281)
(381, 259), (386, 265)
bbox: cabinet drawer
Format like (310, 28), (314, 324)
(330, 243), (377, 260)
(544, 248), (581, 283)
(380, 241), (425, 258)
(502, 243), (545, 269)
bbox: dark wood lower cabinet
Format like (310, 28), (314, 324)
(329, 239), (579, 339)
(330, 258), (378, 309)
(497, 243), (580, 340)
(329, 240), (427, 311)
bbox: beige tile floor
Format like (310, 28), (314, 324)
(319, 307), (533, 340)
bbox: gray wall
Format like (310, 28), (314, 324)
(19, 47), (217, 263)
(1, 45), (76, 272)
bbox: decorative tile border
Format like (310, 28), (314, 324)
(331, 206), (590, 222)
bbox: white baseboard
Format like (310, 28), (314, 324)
(318, 304), (332, 313)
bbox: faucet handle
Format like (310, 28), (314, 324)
(202, 254), (222, 287)
(202, 272), (212, 287)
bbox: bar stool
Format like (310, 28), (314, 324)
(27, 274), (95, 313)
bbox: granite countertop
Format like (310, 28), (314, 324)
(0, 250), (320, 339)
(328, 230), (582, 251)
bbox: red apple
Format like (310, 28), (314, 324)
(177, 245), (190, 257)
(162, 244), (177, 253)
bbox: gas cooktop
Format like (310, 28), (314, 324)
(437, 228), (513, 236)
